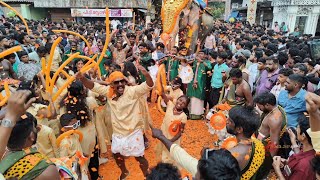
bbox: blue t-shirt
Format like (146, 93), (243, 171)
(277, 89), (307, 127)
(211, 63), (229, 88)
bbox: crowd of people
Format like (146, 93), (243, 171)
(0, 13), (320, 180)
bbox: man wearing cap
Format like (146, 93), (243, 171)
(76, 64), (154, 179)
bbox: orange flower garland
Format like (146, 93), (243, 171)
(221, 136), (238, 150)
(56, 130), (83, 147)
(169, 120), (182, 136)
(210, 111), (227, 130)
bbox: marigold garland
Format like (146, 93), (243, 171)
(169, 120), (182, 136)
(221, 136), (237, 150)
(56, 130), (83, 147)
(161, 0), (190, 34)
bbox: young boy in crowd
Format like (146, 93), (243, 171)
(17, 51), (41, 81)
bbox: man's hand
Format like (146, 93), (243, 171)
(149, 124), (164, 139)
(6, 90), (36, 122)
(136, 64), (148, 75)
(287, 128), (297, 144)
(272, 156), (282, 170)
(306, 92), (320, 114)
(75, 72), (85, 81)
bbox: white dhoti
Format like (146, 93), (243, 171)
(111, 129), (145, 157)
(189, 97), (204, 115)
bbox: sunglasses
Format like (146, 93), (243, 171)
(64, 120), (80, 130)
(113, 79), (126, 85)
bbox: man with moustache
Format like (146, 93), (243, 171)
(255, 56), (280, 96)
(76, 64), (153, 180)
(0, 36), (17, 80)
(0, 112), (60, 180)
(226, 106), (265, 179)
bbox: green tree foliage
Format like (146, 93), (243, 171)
(208, 2), (225, 20)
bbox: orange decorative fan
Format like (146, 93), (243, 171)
(169, 120), (182, 136)
(210, 111), (227, 130)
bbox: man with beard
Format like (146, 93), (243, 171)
(0, 38), (17, 80)
(226, 106), (265, 179)
(224, 68), (253, 107)
(0, 112), (60, 180)
(278, 74), (307, 128)
(255, 56), (280, 96)
(76, 64), (153, 180)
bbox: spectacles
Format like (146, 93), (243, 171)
(113, 79), (126, 85)
(64, 120), (81, 130)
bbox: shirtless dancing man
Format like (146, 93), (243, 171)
(224, 68), (253, 107)
(254, 92), (287, 156)
(76, 64), (153, 179)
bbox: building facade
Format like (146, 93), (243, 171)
(272, 0), (320, 36)
(2, 0), (149, 22)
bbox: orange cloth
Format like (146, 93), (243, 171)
(107, 71), (125, 98)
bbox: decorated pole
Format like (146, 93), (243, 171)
(96, 7), (110, 77)
(0, 1), (31, 34)
(52, 30), (92, 55)
(0, 46), (22, 59)
(46, 37), (63, 91)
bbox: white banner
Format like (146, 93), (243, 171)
(71, 9), (133, 17)
(247, 0), (258, 25)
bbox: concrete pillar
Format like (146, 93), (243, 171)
(225, 0), (231, 21)
(306, 7), (320, 36)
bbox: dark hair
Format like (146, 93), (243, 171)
(254, 50), (263, 60)
(18, 32), (28, 44)
(7, 112), (37, 149)
(278, 51), (288, 66)
(311, 156), (320, 176)
(288, 74), (308, 86)
(65, 81), (90, 127)
(229, 68), (242, 78)
(123, 61), (140, 84)
(298, 115), (312, 145)
(37, 46), (47, 54)
(198, 149), (241, 180)
(229, 106), (260, 138)
(209, 51), (218, 59)
(258, 57), (266, 64)
(218, 52), (228, 60)
(267, 43), (278, 54)
(138, 42), (148, 48)
(147, 163), (181, 180)
(266, 56), (279, 64)
(293, 63), (308, 75)
(289, 48), (300, 57)
(252, 41), (260, 47)
(17, 81), (37, 102)
(303, 58), (316, 67)
(18, 51), (28, 59)
(279, 68), (293, 77)
(103, 59), (113, 67)
(254, 92), (276, 106)
(60, 113), (77, 127)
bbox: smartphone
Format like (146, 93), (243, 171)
(284, 165), (292, 177)
(205, 148), (215, 159)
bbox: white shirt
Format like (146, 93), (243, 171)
(248, 63), (259, 92)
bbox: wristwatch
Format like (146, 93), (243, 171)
(0, 119), (16, 128)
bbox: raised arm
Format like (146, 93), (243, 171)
(76, 72), (95, 89)
(136, 63), (154, 87)
(306, 92), (320, 131)
(0, 90), (36, 157)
